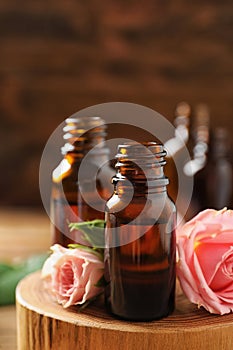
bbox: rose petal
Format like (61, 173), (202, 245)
(81, 267), (104, 303)
(209, 247), (233, 292)
(199, 230), (233, 244)
(177, 231), (232, 314)
(192, 254), (223, 308)
(41, 244), (65, 279)
(177, 238), (201, 302)
(181, 208), (233, 231)
(196, 208), (233, 229)
(195, 241), (231, 285)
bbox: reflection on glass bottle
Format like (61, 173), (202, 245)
(51, 116), (114, 246)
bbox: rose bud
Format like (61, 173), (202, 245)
(41, 244), (104, 308)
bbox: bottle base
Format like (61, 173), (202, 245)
(105, 301), (175, 322)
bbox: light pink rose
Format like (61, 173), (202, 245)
(177, 208), (233, 314)
(41, 244), (104, 308)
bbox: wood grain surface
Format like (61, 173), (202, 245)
(16, 271), (233, 350)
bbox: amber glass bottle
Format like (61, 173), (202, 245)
(51, 116), (114, 246)
(193, 127), (232, 213)
(105, 142), (176, 321)
(184, 104), (210, 218)
(164, 101), (191, 203)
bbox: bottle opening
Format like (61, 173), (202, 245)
(115, 141), (167, 167)
(114, 141), (169, 191)
(61, 116), (108, 155)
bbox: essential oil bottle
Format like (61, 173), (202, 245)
(105, 142), (176, 321)
(51, 116), (114, 246)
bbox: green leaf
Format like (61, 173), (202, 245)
(0, 253), (49, 306)
(69, 219), (106, 248)
(67, 244), (104, 260)
(0, 263), (14, 275)
(0, 266), (30, 305)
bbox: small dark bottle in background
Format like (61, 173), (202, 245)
(183, 103), (210, 219)
(187, 104), (232, 216)
(197, 127), (232, 211)
(164, 101), (191, 204)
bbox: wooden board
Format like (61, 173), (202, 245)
(16, 271), (233, 350)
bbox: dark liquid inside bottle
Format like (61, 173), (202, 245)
(105, 219), (176, 321)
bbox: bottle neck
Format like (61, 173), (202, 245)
(61, 116), (109, 161)
(113, 142), (169, 196)
(164, 101), (191, 158)
(189, 103), (210, 175)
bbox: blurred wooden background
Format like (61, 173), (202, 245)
(0, 0), (232, 206)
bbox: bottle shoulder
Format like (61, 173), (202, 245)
(52, 158), (79, 183)
(106, 193), (176, 221)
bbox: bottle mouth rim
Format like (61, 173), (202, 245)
(113, 175), (169, 187)
(63, 116), (106, 137)
(116, 141), (165, 153)
(115, 142), (167, 164)
(65, 115), (105, 125)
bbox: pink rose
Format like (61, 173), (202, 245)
(177, 208), (233, 314)
(41, 244), (104, 308)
